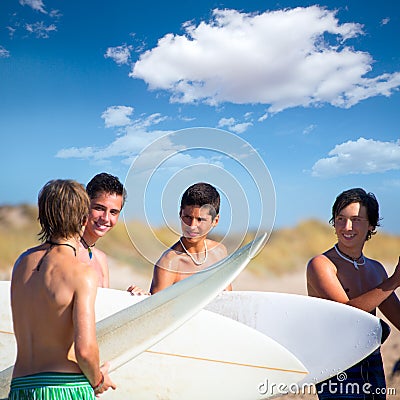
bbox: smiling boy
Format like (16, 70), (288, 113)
(307, 188), (400, 399)
(149, 182), (231, 294)
(78, 173), (126, 288)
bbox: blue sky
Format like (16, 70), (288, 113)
(1, 0), (400, 238)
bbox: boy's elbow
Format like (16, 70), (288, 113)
(74, 341), (97, 364)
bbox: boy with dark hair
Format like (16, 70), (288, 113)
(307, 188), (400, 399)
(149, 182), (231, 294)
(79, 172), (126, 288)
(9, 179), (115, 399)
(83, 172), (147, 294)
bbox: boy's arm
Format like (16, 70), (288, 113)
(307, 255), (400, 314)
(73, 267), (116, 394)
(150, 263), (177, 294)
(379, 292), (400, 331)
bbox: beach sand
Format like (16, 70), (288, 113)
(109, 259), (400, 399)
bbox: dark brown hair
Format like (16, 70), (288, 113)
(180, 182), (220, 220)
(86, 172), (127, 208)
(330, 188), (380, 240)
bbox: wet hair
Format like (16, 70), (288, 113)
(180, 182), (220, 220)
(329, 188), (380, 240)
(86, 172), (127, 207)
(38, 179), (90, 242)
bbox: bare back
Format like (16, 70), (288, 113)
(11, 243), (98, 378)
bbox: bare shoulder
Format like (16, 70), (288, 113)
(156, 245), (181, 267)
(68, 258), (99, 294)
(307, 252), (335, 268)
(151, 245), (181, 294)
(207, 239), (227, 257)
(306, 252), (337, 280)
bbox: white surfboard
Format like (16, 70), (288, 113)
(205, 291), (387, 387)
(0, 295), (309, 399)
(0, 234), (270, 397)
(93, 288), (308, 399)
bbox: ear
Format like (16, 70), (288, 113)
(212, 214), (220, 227)
(81, 215), (88, 227)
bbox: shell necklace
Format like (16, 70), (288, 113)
(334, 244), (365, 270)
(179, 238), (208, 265)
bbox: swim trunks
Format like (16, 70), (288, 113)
(8, 372), (95, 400)
(316, 350), (386, 400)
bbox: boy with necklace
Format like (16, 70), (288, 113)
(9, 179), (116, 399)
(307, 188), (400, 399)
(149, 182), (231, 294)
(78, 172), (126, 288)
(80, 172), (147, 294)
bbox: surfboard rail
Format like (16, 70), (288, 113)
(0, 233), (268, 397)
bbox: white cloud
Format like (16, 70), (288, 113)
(105, 44), (133, 65)
(218, 118), (236, 128)
(381, 18), (390, 26)
(101, 106), (134, 128)
(56, 128), (166, 161)
(218, 117), (252, 134)
(57, 111), (171, 163)
(303, 124), (316, 135)
(19, 0), (46, 13)
(56, 147), (95, 159)
(55, 125), (221, 176)
(7, 27), (16, 38)
(0, 46), (10, 58)
(130, 6), (400, 111)
(25, 21), (56, 38)
(230, 122), (253, 134)
(132, 113), (168, 129)
(258, 112), (268, 122)
(312, 137), (400, 177)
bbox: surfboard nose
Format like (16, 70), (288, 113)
(248, 232), (268, 259)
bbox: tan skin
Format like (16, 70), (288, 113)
(11, 236), (116, 396)
(78, 192), (123, 288)
(150, 205), (231, 294)
(307, 202), (400, 331)
(79, 192), (148, 294)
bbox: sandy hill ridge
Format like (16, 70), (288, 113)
(1, 204), (399, 278)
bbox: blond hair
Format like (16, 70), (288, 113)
(38, 179), (90, 242)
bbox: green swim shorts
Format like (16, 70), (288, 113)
(8, 372), (95, 400)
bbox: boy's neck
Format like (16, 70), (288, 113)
(180, 236), (207, 252)
(81, 232), (98, 248)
